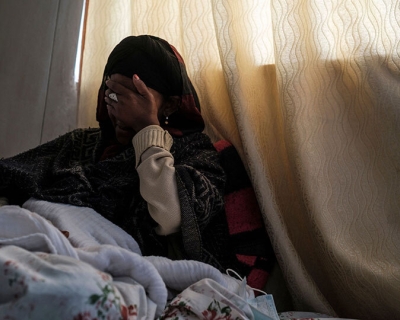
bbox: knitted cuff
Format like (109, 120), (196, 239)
(132, 125), (173, 167)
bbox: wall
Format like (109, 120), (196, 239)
(0, 0), (84, 158)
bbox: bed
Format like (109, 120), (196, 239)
(0, 142), (355, 319)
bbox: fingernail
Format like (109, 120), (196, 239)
(133, 74), (140, 80)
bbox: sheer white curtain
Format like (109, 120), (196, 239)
(79, 1), (400, 318)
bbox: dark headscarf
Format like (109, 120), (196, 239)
(96, 35), (205, 139)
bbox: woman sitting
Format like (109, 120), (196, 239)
(0, 35), (240, 273)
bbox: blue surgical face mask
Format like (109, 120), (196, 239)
(233, 273), (279, 320)
(247, 294), (280, 320)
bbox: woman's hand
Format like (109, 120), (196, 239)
(104, 74), (162, 133)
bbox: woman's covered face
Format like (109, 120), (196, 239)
(106, 74), (165, 145)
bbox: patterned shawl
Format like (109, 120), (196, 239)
(0, 129), (238, 271)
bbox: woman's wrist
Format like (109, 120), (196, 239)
(132, 126), (173, 167)
(132, 118), (160, 133)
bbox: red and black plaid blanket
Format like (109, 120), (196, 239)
(214, 140), (276, 291)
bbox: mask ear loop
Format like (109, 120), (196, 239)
(226, 268), (268, 296)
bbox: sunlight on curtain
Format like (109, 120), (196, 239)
(79, 1), (400, 318)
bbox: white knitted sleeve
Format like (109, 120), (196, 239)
(132, 125), (181, 235)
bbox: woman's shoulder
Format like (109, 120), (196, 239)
(69, 127), (101, 136)
(171, 132), (220, 164)
(42, 128), (102, 154)
(49, 127), (101, 142)
(64, 128), (102, 144)
(172, 132), (214, 152)
(173, 131), (211, 145)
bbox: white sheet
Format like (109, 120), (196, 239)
(0, 199), (245, 318)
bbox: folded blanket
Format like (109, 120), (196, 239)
(23, 198), (142, 254)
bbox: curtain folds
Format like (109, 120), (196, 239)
(79, 1), (400, 319)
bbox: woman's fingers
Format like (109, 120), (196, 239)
(132, 74), (151, 98)
(105, 77), (132, 95)
(104, 88), (117, 104)
(104, 97), (115, 110)
(104, 74), (160, 132)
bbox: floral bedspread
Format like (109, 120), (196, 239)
(0, 199), (254, 319)
(0, 199), (357, 320)
(0, 245), (143, 319)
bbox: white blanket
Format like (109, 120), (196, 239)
(0, 199), (244, 319)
